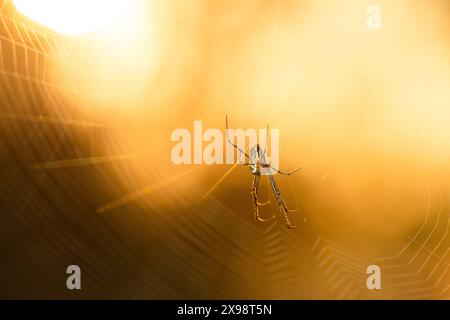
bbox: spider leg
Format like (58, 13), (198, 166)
(270, 166), (302, 176)
(226, 115), (249, 161)
(259, 147), (301, 176)
(252, 174), (275, 223)
(268, 174), (298, 229)
(265, 123), (270, 154)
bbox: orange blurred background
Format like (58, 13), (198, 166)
(0, 0), (449, 299)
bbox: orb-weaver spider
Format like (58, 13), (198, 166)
(226, 116), (303, 229)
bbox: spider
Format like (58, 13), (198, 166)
(226, 116), (303, 229)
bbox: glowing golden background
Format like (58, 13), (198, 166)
(0, 0), (449, 299)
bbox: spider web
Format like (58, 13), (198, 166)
(0, 0), (449, 300)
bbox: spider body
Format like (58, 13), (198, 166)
(226, 116), (303, 229)
(248, 144), (268, 176)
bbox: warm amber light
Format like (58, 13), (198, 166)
(13, 0), (138, 35)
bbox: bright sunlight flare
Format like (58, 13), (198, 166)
(13, 0), (139, 35)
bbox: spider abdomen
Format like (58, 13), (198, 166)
(249, 144), (265, 175)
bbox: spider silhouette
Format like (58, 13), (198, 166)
(226, 116), (303, 229)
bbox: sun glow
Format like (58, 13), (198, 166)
(13, 0), (139, 35)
